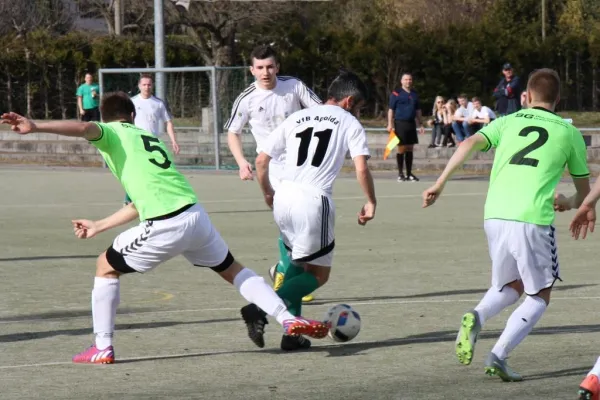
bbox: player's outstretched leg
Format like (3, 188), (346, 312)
(455, 285), (521, 365)
(73, 252), (120, 364)
(485, 292), (548, 381)
(220, 259), (327, 348)
(578, 357), (600, 400)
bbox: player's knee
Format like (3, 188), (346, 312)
(535, 287), (552, 305)
(209, 252), (238, 283)
(96, 252), (121, 279)
(506, 279), (524, 296)
(306, 264), (330, 287)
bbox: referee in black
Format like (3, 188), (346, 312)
(387, 73), (425, 182)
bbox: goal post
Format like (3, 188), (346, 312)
(98, 66), (252, 170)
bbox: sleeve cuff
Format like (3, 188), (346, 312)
(478, 131), (493, 152)
(88, 122), (104, 142)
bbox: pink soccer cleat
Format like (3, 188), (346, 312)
(283, 317), (330, 339)
(72, 344), (115, 364)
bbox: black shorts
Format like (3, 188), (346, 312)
(394, 120), (418, 145)
(81, 107), (100, 122)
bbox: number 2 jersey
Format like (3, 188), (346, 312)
(263, 104), (370, 196)
(90, 122), (197, 221)
(478, 107), (589, 226)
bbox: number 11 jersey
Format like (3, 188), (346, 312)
(478, 107), (589, 225)
(263, 105), (370, 196)
(90, 122), (197, 221)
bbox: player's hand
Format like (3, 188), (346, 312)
(264, 193), (274, 209)
(419, 125), (425, 135)
(358, 202), (376, 225)
(80, 109), (86, 116)
(554, 193), (571, 212)
(0, 112), (36, 135)
(422, 183), (444, 208)
(239, 161), (254, 181)
(172, 141), (180, 155)
(570, 203), (596, 240)
(72, 219), (99, 239)
(386, 124), (393, 133)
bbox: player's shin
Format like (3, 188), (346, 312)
(276, 272), (320, 315)
(277, 263), (305, 316)
(233, 267), (294, 324)
(491, 294), (547, 360)
(92, 277), (120, 350)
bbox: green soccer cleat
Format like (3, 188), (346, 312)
(484, 352), (523, 382)
(455, 310), (481, 365)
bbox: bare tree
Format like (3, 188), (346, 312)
(0, 0), (75, 117)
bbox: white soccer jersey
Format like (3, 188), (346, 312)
(131, 95), (172, 136)
(263, 105), (370, 195)
(224, 76), (322, 161)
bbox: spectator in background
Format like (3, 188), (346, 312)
(427, 96), (446, 148)
(468, 97), (496, 133)
(387, 72), (425, 182)
(131, 74), (179, 155)
(452, 93), (473, 144)
(442, 99), (457, 147)
(493, 63), (521, 116)
(76, 73), (100, 122)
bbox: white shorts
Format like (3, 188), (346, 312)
(273, 181), (335, 266)
(484, 219), (560, 295)
(108, 204), (230, 273)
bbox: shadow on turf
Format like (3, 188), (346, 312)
(296, 321), (600, 358)
(0, 255), (98, 262)
(306, 283), (596, 306)
(110, 321), (600, 364)
(0, 317), (238, 343)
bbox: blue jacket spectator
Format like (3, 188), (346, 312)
(493, 63), (521, 116)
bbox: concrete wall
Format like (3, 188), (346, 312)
(1, 128), (599, 173)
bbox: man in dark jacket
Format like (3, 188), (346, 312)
(493, 63), (521, 116)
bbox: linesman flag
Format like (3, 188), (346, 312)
(383, 131), (400, 160)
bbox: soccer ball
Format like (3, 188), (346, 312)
(324, 304), (361, 342)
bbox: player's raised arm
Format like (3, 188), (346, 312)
(1, 112), (101, 141)
(422, 132), (489, 207)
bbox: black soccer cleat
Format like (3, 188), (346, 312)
(240, 304), (268, 348)
(280, 334), (311, 351)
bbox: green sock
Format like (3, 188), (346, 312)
(275, 236), (292, 275)
(276, 271), (319, 316)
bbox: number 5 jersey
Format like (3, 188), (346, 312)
(90, 122), (197, 221)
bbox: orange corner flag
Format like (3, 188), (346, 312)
(383, 131), (400, 160)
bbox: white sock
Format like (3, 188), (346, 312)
(491, 295), (547, 360)
(233, 267), (295, 325)
(588, 356), (600, 378)
(92, 277), (120, 350)
(474, 286), (520, 326)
